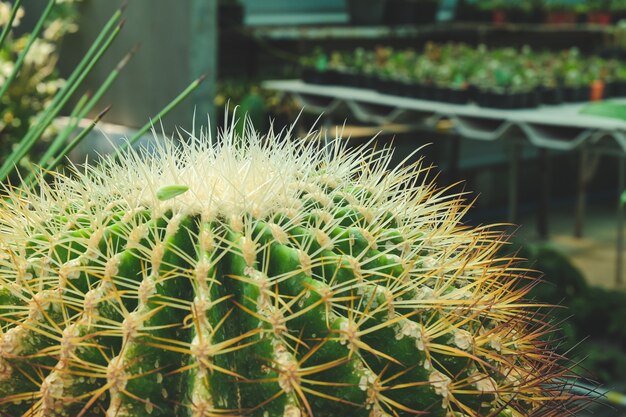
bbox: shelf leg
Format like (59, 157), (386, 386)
(574, 150), (588, 238)
(446, 135), (461, 186)
(508, 143), (520, 224)
(616, 156), (625, 287)
(537, 148), (550, 240)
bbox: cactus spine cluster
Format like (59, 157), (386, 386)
(0, 124), (571, 417)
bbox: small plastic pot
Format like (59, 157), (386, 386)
(540, 86), (564, 105)
(613, 80), (626, 97)
(301, 68), (328, 85)
(590, 80), (605, 101)
(475, 90), (509, 108)
(374, 78), (407, 96)
(474, 89), (492, 107)
(604, 81), (619, 99)
(432, 85), (447, 102)
(406, 83), (424, 99)
(546, 11), (577, 25)
(421, 83), (436, 101)
(563, 86), (588, 102)
(337, 70), (359, 87)
(588, 11), (612, 25)
(361, 74), (378, 90)
(447, 88), (470, 104)
(492, 10), (507, 25)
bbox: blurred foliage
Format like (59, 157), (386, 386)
(0, 1), (203, 188)
(304, 44), (623, 92)
(215, 79), (300, 133)
(468, 0), (614, 12)
(0, 0), (81, 166)
(515, 243), (626, 385)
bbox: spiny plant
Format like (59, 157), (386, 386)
(0, 121), (576, 417)
(0, 0), (204, 187)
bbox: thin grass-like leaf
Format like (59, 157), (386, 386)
(114, 75), (207, 159)
(0, 0), (54, 100)
(37, 45), (139, 171)
(0, 14), (124, 182)
(0, 0), (22, 50)
(38, 106), (112, 180)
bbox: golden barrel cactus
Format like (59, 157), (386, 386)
(0, 124), (573, 416)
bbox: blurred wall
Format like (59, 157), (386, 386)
(240, 0), (347, 25)
(60, 0), (216, 132)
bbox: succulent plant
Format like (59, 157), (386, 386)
(302, 43), (626, 97)
(0, 124), (574, 417)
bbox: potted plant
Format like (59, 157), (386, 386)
(479, 0), (509, 25)
(539, 74), (564, 104)
(477, 0), (530, 25)
(544, 0), (577, 25)
(562, 68), (589, 102)
(557, 48), (587, 102)
(587, 0), (612, 25)
(614, 64), (626, 97)
(561, 63), (590, 102)
(300, 49), (331, 85)
(374, 48), (414, 96)
(507, 0), (534, 23)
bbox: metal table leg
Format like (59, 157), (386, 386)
(574, 150), (587, 238)
(508, 143), (520, 224)
(537, 148), (550, 240)
(616, 156), (625, 287)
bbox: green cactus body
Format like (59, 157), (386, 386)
(0, 129), (570, 416)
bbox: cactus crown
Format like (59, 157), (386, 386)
(0, 123), (572, 417)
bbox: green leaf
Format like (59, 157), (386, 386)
(156, 185), (189, 201)
(579, 101), (626, 121)
(0, 6), (124, 183)
(620, 190), (626, 207)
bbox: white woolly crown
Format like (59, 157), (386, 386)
(0, 118), (571, 417)
(1, 120), (466, 245)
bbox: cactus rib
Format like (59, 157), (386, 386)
(0, 124), (574, 417)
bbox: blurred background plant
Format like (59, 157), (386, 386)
(0, 0), (81, 167)
(0, 0), (202, 187)
(214, 78), (299, 135)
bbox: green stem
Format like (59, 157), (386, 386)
(47, 106), (111, 172)
(20, 93), (88, 186)
(37, 46), (138, 170)
(0, 0), (55, 100)
(0, 16), (124, 183)
(0, 0), (23, 50)
(21, 106), (111, 190)
(30, 93), (90, 173)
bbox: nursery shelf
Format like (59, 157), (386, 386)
(249, 23), (612, 41)
(263, 79), (626, 154)
(262, 79), (626, 286)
